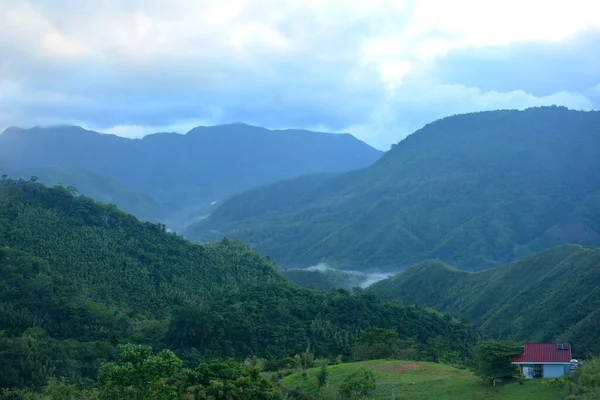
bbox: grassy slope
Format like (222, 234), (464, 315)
(280, 360), (562, 400)
(369, 244), (600, 356)
(191, 107), (600, 272)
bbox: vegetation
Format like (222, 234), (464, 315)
(338, 367), (376, 399)
(564, 358), (600, 399)
(369, 245), (600, 356)
(470, 341), (521, 383)
(352, 328), (401, 361)
(190, 107), (600, 271)
(0, 124), (381, 230)
(281, 268), (368, 290)
(280, 360), (562, 399)
(0, 344), (281, 399)
(0, 179), (479, 392)
(9, 166), (169, 223)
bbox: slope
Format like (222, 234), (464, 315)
(0, 179), (479, 389)
(10, 165), (168, 222)
(281, 360), (562, 400)
(189, 107), (600, 271)
(369, 244), (600, 356)
(0, 124), (382, 230)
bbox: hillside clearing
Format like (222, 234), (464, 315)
(280, 360), (562, 400)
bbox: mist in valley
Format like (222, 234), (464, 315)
(283, 262), (393, 289)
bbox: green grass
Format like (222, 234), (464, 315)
(280, 360), (563, 400)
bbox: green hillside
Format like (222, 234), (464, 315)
(280, 360), (562, 400)
(11, 166), (168, 222)
(0, 178), (480, 390)
(369, 244), (600, 356)
(189, 107), (600, 272)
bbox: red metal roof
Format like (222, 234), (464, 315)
(511, 343), (572, 363)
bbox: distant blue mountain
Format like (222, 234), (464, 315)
(0, 123), (382, 229)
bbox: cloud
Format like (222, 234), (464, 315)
(432, 30), (600, 98)
(1, 0), (599, 149)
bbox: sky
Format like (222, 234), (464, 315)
(1, 0), (599, 150)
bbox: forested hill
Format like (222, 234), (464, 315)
(369, 244), (600, 357)
(188, 106), (600, 271)
(0, 178), (479, 390)
(0, 123), (382, 229)
(5, 166), (169, 222)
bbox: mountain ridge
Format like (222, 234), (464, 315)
(0, 123), (382, 230)
(368, 244), (600, 356)
(188, 106), (600, 272)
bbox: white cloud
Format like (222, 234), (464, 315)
(0, 0), (599, 148)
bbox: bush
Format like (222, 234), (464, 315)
(564, 358), (600, 399)
(338, 367), (376, 400)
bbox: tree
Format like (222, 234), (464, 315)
(470, 340), (521, 384)
(397, 337), (421, 361)
(353, 327), (400, 361)
(426, 336), (451, 362)
(97, 344), (182, 400)
(564, 358), (600, 399)
(182, 360), (281, 400)
(338, 367), (376, 399)
(316, 362), (328, 392)
(300, 344), (315, 370)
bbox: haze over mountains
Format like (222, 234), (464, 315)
(0, 123), (382, 230)
(189, 106), (600, 272)
(2, 106), (600, 396)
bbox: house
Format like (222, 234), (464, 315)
(511, 342), (572, 379)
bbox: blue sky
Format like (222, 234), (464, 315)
(1, 0), (599, 149)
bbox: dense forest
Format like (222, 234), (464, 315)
(0, 124), (381, 230)
(0, 178), (480, 392)
(369, 244), (600, 357)
(188, 107), (600, 272)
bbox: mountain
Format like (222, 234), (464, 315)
(9, 165), (169, 222)
(188, 107), (600, 272)
(368, 244), (600, 357)
(0, 123), (382, 230)
(0, 179), (479, 389)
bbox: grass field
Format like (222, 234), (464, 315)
(280, 360), (563, 400)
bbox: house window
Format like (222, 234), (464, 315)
(534, 364), (543, 378)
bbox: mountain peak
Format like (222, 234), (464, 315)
(1, 126), (24, 136)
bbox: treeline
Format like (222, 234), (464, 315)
(0, 178), (480, 391)
(0, 344), (281, 399)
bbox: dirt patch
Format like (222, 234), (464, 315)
(413, 368), (464, 376)
(366, 362), (424, 374)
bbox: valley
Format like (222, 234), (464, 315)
(1, 107), (599, 399)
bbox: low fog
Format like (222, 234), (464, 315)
(291, 263), (392, 288)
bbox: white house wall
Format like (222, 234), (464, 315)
(543, 364), (567, 378)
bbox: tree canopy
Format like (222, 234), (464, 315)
(0, 179), (480, 391)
